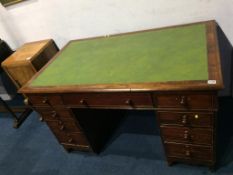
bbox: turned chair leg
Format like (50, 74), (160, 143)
(0, 97), (33, 128)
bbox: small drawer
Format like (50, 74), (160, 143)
(155, 94), (215, 109)
(158, 111), (213, 127)
(38, 108), (74, 121)
(62, 92), (153, 108)
(165, 142), (213, 161)
(52, 131), (89, 146)
(28, 94), (63, 106)
(161, 126), (213, 145)
(46, 120), (82, 133)
(38, 110), (57, 121)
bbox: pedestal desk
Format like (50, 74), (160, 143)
(20, 21), (224, 168)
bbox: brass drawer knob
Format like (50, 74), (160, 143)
(60, 125), (65, 131)
(24, 98), (29, 105)
(80, 99), (86, 105)
(182, 115), (187, 124)
(125, 99), (132, 105)
(194, 114), (199, 119)
(51, 111), (57, 118)
(184, 130), (189, 139)
(68, 138), (73, 143)
(180, 96), (186, 105)
(185, 150), (191, 157)
(42, 97), (48, 104)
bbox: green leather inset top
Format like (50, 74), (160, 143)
(31, 24), (208, 87)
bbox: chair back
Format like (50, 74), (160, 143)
(0, 39), (16, 100)
(0, 39), (13, 73)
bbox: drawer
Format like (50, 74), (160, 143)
(29, 94), (63, 106)
(155, 94), (215, 109)
(158, 111), (213, 127)
(37, 108), (75, 121)
(51, 130), (89, 146)
(46, 120), (82, 133)
(62, 92), (153, 108)
(161, 126), (213, 145)
(165, 143), (213, 161)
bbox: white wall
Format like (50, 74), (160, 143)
(214, 0), (233, 44)
(0, 0), (232, 49)
(0, 10), (17, 47)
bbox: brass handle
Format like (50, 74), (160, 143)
(184, 130), (189, 139)
(51, 111), (57, 118)
(24, 98), (29, 105)
(68, 138), (73, 143)
(185, 150), (191, 157)
(42, 97), (48, 104)
(180, 96), (186, 105)
(60, 125), (65, 130)
(182, 115), (187, 124)
(194, 114), (199, 119)
(80, 99), (86, 105)
(125, 99), (132, 105)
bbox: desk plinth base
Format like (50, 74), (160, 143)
(62, 143), (92, 152)
(167, 157), (216, 171)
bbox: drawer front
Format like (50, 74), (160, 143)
(165, 143), (213, 161)
(51, 130), (89, 146)
(62, 93), (153, 108)
(29, 94), (63, 106)
(37, 108), (75, 121)
(46, 120), (82, 133)
(155, 94), (215, 109)
(158, 111), (213, 127)
(161, 126), (213, 145)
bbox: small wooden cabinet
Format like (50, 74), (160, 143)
(1, 39), (59, 88)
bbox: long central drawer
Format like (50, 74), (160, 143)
(62, 92), (153, 108)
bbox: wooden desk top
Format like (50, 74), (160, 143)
(20, 21), (223, 93)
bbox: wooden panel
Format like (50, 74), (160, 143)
(32, 42), (59, 71)
(155, 94), (215, 109)
(158, 111), (213, 127)
(62, 92), (153, 108)
(161, 126), (213, 145)
(165, 142), (213, 161)
(7, 65), (35, 87)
